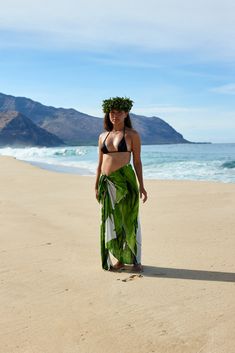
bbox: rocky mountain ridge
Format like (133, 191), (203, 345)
(0, 92), (204, 146)
(0, 111), (65, 147)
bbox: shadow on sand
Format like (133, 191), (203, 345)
(118, 265), (235, 282)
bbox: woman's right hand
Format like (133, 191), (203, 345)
(139, 186), (148, 203)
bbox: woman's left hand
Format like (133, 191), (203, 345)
(139, 186), (148, 203)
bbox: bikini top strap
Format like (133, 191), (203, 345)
(103, 130), (111, 143)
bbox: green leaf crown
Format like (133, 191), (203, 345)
(102, 96), (134, 113)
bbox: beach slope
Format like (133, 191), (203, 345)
(0, 155), (235, 353)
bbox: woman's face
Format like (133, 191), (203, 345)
(109, 109), (127, 125)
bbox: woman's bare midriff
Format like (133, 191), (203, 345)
(101, 152), (131, 176)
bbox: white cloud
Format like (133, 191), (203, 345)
(133, 105), (235, 143)
(210, 83), (235, 95)
(0, 0), (235, 60)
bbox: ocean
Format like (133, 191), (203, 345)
(1, 143), (235, 183)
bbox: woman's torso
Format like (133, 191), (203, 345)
(100, 126), (132, 176)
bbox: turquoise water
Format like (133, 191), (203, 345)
(0, 143), (235, 183)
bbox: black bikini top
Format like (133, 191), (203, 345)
(101, 125), (131, 154)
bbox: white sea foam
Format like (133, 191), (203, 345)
(0, 146), (97, 175)
(1, 143), (235, 183)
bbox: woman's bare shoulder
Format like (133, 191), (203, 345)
(126, 127), (140, 139)
(99, 131), (107, 136)
(126, 127), (139, 135)
(99, 131), (108, 140)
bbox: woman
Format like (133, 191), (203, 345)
(95, 97), (147, 272)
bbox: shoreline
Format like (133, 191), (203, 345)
(1, 155), (234, 184)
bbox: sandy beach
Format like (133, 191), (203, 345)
(0, 155), (235, 353)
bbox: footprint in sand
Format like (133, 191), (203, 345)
(121, 274), (143, 282)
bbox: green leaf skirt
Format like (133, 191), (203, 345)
(97, 163), (142, 270)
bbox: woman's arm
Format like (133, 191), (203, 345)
(132, 131), (147, 203)
(95, 135), (103, 201)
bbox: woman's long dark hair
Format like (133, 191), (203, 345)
(103, 112), (133, 131)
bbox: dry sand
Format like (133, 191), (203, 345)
(0, 155), (235, 353)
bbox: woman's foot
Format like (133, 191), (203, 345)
(132, 263), (143, 272)
(110, 261), (125, 271)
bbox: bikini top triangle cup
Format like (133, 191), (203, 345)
(101, 125), (131, 154)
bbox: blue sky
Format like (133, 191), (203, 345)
(0, 0), (235, 143)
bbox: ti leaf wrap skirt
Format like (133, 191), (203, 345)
(97, 163), (142, 270)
